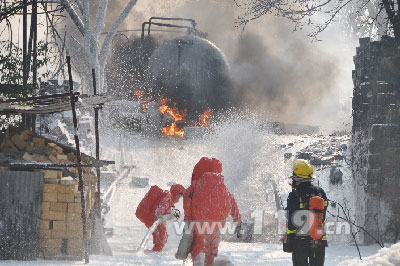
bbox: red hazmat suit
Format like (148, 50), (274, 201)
(136, 184), (185, 251)
(183, 157), (241, 266)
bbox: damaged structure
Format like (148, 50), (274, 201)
(352, 36), (400, 244)
(0, 62), (113, 262)
(0, 129), (104, 259)
(105, 17), (229, 138)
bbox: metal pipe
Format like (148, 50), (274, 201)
(101, 29), (184, 35)
(148, 17), (196, 36)
(67, 56), (89, 264)
(141, 22), (193, 40)
(141, 22), (149, 39)
(149, 17), (196, 25)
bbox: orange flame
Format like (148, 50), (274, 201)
(199, 109), (214, 127)
(158, 98), (186, 138)
(134, 90), (152, 112)
(135, 95), (214, 138)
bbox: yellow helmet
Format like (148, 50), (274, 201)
(292, 159), (314, 180)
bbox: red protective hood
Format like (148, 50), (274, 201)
(170, 184), (185, 203)
(191, 157), (222, 183)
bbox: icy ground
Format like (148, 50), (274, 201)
(0, 118), (395, 265)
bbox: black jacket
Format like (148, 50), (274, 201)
(285, 182), (328, 241)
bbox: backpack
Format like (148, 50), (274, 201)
(295, 189), (326, 240)
(191, 173), (231, 221)
(135, 185), (165, 226)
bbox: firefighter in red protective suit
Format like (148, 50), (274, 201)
(183, 157), (242, 266)
(135, 184), (185, 252)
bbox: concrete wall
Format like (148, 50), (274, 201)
(352, 36), (400, 244)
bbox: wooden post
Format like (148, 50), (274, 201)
(66, 56), (89, 264)
(92, 69), (102, 216)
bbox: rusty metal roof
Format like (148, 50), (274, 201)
(0, 93), (114, 114)
(0, 160), (114, 170)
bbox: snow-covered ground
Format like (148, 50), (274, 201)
(338, 243), (400, 266)
(0, 117), (395, 265)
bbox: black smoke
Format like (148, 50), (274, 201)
(104, 0), (351, 129)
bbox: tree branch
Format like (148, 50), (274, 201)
(382, 0), (395, 25)
(44, 3), (67, 74)
(99, 0), (137, 66)
(0, 1), (33, 21)
(82, 0), (89, 33)
(327, 200), (384, 248)
(236, 0), (397, 40)
(93, 0), (108, 38)
(70, 0), (83, 16)
(308, 0), (353, 39)
(60, 0), (85, 35)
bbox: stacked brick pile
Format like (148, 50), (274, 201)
(0, 129), (98, 259)
(40, 182), (87, 258)
(352, 36), (400, 244)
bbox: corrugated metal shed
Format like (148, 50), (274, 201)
(0, 170), (44, 260)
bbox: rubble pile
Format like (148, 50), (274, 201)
(281, 135), (349, 190)
(38, 112), (93, 155)
(352, 36), (400, 244)
(291, 135), (349, 169)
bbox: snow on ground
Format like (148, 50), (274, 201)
(0, 241), (382, 265)
(338, 243), (400, 266)
(0, 117), (391, 265)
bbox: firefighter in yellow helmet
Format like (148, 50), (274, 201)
(281, 159), (328, 266)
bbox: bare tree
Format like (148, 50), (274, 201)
(0, 1), (63, 90)
(0, 1), (32, 21)
(59, 0), (138, 94)
(327, 200), (387, 260)
(235, 0), (400, 41)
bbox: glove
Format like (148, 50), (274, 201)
(234, 222), (243, 238)
(282, 234), (295, 253)
(172, 208), (181, 220)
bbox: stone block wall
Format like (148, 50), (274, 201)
(352, 36), (400, 244)
(0, 129), (98, 259)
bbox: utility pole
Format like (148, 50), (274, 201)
(67, 56), (90, 264)
(32, 0), (38, 91)
(32, 0), (38, 132)
(23, 0), (28, 91)
(22, 0), (28, 129)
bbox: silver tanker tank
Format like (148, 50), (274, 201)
(147, 35), (233, 120)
